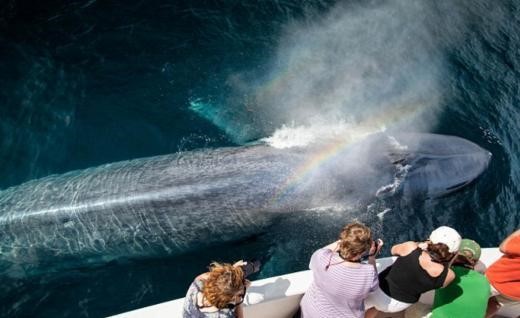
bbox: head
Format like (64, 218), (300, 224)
(203, 262), (246, 309)
(454, 239), (481, 268)
(338, 222), (372, 261)
(391, 133), (491, 198)
(426, 242), (453, 263)
(427, 226), (462, 263)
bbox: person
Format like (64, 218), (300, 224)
(431, 239), (490, 318)
(485, 228), (520, 316)
(183, 261), (250, 318)
(299, 222), (382, 318)
(365, 226), (461, 316)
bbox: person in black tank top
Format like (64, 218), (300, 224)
(365, 226), (461, 317)
(379, 247), (449, 303)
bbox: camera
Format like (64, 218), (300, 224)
(373, 239), (380, 252)
(373, 239), (383, 255)
(240, 259), (261, 277)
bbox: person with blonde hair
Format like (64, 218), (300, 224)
(300, 222), (383, 318)
(365, 226), (461, 316)
(183, 261), (250, 318)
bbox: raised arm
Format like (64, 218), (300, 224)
(390, 241), (418, 257)
(368, 239), (384, 267)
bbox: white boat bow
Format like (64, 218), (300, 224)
(109, 248), (520, 318)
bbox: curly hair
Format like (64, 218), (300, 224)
(338, 222), (372, 261)
(427, 242), (454, 263)
(202, 262), (245, 309)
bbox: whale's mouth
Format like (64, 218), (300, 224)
(445, 180), (470, 191)
(379, 133), (492, 198)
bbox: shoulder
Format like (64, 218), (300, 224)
(313, 248), (333, 259)
(196, 273), (209, 281)
(391, 241), (419, 256)
(445, 267), (455, 282)
(500, 231), (520, 255)
(463, 268), (490, 282)
(310, 248), (333, 268)
(192, 274), (209, 290)
(421, 258), (446, 277)
(193, 273), (209, 285)
(184, 279), (204, 310)
(428, 265), (454, 288)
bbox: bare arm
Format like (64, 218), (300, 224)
(499, 229), (520, 253)
(368, 239), (384, 268)
(441, 268), (456, 288)
(235, 304), (244, 318)
(390, 241), (418, 256)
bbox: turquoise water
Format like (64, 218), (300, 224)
(1, 0), (520, 316)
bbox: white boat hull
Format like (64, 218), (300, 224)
(110, 248), (519, 318)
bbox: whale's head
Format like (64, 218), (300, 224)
(386, 133), (492, 198)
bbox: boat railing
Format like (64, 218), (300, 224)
(109, 248), (519, 318)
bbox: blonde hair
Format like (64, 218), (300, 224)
(338, 222), (372, 261)
(203, 262), (245, 309)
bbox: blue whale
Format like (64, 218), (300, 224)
(0, 133), (491, 274)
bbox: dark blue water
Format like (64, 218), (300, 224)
(1, 0), (520, 317)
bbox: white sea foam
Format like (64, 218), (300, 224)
(377, 208), (392, 220)
(303, 204), (353, 213)
(387, 135), (409, 151)
(262, 120), (386, 149)
(375, 163), (411, 197)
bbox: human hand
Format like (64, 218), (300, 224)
(369, 239), (384, 256)
(418, 241), (428, 250)
(233, 260), (247, 267)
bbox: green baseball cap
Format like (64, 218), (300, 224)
(458, 239), (481, 261)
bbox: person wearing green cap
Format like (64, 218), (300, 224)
(430, 239), (491, 318)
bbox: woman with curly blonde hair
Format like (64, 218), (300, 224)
(183, 261), (249, 318)
(300, 222), (383, 318)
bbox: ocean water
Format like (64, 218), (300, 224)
(1, 0), (520, 317)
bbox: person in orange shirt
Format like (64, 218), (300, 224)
(485, 229), (520, 316)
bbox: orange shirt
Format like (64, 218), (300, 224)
(486, 234), (520, 300)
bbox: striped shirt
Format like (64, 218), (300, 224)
(300, 248), (378, 318)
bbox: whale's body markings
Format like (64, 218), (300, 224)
(0, 133), (491, 273)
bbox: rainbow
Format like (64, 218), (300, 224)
(269, 136), (355, 205)
(268, 102), (429, 206)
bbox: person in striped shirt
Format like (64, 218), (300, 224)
(300, 222), (382, 318)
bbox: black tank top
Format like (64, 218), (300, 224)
(378, 247), (449, 303)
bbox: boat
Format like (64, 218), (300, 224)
(109, 248), (520, 318)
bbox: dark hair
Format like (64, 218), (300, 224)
(427, 242), (454, 263)
(454, 251), (477, 268)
